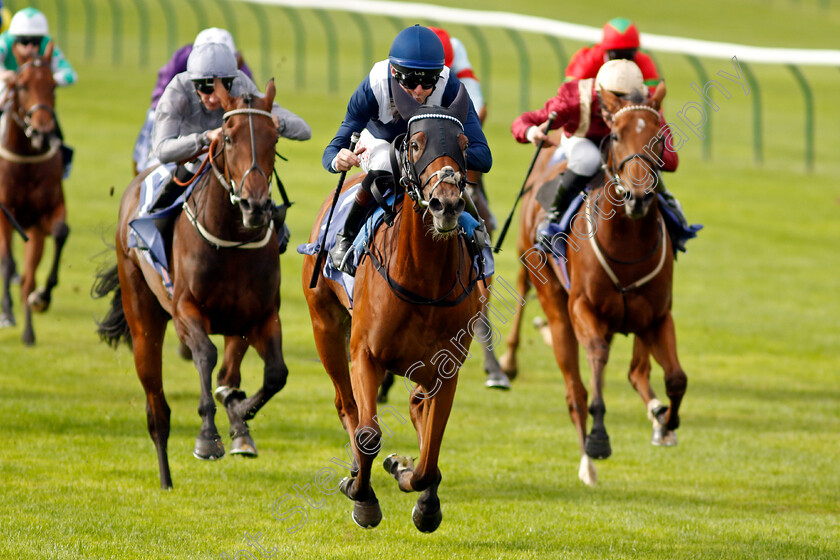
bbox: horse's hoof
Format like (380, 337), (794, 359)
(383, 453), (414, 478)
(652, 425), (678, 446)
(412, 504), (442, 533)
(498, 352), (518, 380)
(22, 331), (35, 346)
(193, 436), (225, 460)
(0, 313), (15, 328)
(484, 370), (511, 390)
(27, 288), (50, 313)
(584, 433), (612, 459)
(578, 455), (598, 486)
(351, 493), (382, 529)
(231, 433), (258, 457)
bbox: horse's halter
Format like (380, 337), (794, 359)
(600, 104), (662, 198)
(209, 95), (276, 206)
(5, 58), (57, 142)
(397, 112), (467, 208)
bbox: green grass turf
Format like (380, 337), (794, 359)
(0, 1), (838, 559)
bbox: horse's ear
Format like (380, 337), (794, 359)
(391, 76), (421, 121)
(448, 84), (470, 127)
(263, 78), (276, 107)
(599, 89), (622, 115)
(215, 77), (234, 109)
(648, 81), (666, 111)
(43, 41), (54, 63)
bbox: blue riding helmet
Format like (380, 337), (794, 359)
(389, 24), (445, 74)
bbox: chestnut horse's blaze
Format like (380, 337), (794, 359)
(94, 79), (287, 489)
(501, 82), (688, 486)
(302, 84), (479, 532)
(0, 43), (68, 346)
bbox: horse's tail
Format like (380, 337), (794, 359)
(91, 262), (132, 349)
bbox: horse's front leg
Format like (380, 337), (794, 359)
(215, 336), (255, 456)
(173, 301), (224, 460)
(384, 374), (457, 533)
(570, 298), (613, 463)
(341, 350), (384, 529)
(0, 223), (16, 327)
(28, 213), (69, 313)
(640, 312), (687, 445)
(20, 230), (45, 345)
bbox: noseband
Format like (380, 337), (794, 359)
(209, 99), (276, 205)
(393, 112), (467, 208)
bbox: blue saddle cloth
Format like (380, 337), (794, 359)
(298, 183), (494, 307)
(126, 163), (198, 294)
(537, 191), (702, 291)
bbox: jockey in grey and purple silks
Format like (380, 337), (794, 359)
(133, 28), (253, 173)
(323, 24), (492, 275)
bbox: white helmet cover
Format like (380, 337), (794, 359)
(9, 7), (49, 37)
(186, 42), (237, 80)
(595, 59), (645, 98)
(193, 27), (236, 54)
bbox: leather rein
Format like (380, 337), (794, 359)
(182, 105), (278, 250)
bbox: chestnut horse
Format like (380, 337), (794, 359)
(94, 80), (287, 489)
(502, 83), (688, 485)
(0, 44), (69, 345)
(302, 85), (479, 532)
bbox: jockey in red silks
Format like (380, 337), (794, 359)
(511, 59), (689, 244)
(565, 17), (661, 88)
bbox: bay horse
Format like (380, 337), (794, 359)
(0, 43), (69, 345)
(501, 82), (688, 485)
(94, 80), (287, 489)
(302, 85), (479, 532)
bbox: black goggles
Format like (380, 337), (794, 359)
(193, 77), (234, 95)
(15, 36), (43, 47)
(606, 49), (637, 61)
(394, 70), (439, 90)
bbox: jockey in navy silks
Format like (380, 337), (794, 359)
(322, 24), (492, 275)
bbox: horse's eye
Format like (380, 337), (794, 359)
(410, 141), (419, 152)
(224, 135), (231, 145)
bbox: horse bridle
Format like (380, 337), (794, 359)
(394, 112), (468, 209)
(600, 104), (662, 197)
(6, 59), (57, 139)
(209, 98), (276, 206)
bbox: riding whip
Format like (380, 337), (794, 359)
(309, 132), (360, 289)
(0, 202), (29, 242)
(493, 111), (558, 253)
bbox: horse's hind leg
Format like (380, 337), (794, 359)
(28, 214), (69, 313)
(19, 230), (45, 345)
(173, 300), (224, 461)
(0, 223), (15, 327)
(499, 261), (532, 379)
(215, 336), (256, 456)
(640, 313), (687, 445)
(118, 256), (173, 488)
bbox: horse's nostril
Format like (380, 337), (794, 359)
(429, 198), (444, 213)
(240, 199), (251, 212)
(455, 198), (466, 214)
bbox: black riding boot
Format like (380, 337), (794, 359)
(538, 170), (592, 240)
(328, 173), (384, 275)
